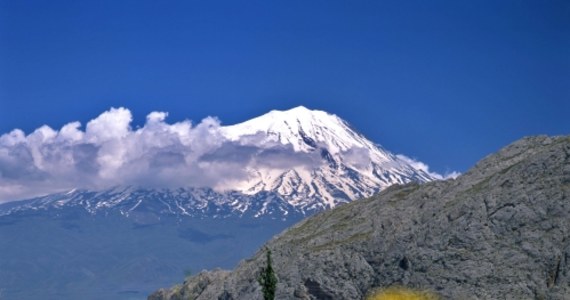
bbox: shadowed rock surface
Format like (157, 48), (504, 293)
(150, 136), (570, 300)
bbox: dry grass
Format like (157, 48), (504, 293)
(367, 286), (440, 300)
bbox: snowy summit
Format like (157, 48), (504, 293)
(221, 106), (435, 210)
(0, 106), (438, 217)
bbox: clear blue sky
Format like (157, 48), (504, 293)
(1, 0), (569, 174)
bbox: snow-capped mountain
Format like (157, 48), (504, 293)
(0, 106), (435, 218)
(220, 106), (434, 210)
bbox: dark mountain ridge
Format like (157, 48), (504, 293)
(150, 135), (570, 299)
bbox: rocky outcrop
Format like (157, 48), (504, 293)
(148, 270), (231, 300)
(150, 136), (570, 299)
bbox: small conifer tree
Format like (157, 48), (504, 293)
(258, 247), (277, 300)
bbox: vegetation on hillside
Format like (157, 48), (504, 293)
(258, 248), (278, 300)
(367, 286), (439, 300)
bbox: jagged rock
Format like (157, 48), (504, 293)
(149, 270), (231, 300)
(150, 136), (570, 299)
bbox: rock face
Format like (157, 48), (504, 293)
(149, 136), (570, 300)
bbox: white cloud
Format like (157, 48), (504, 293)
(85, 107), (132, 142)
(0, 129), (26, 146)
(0, 107), (319, 202)
(146, 111), (168, 124)
(442, 170), (461, 180)
(396, 154), (460, 180)
(58, 122), (84, 142)
(0, 107), (232, 202)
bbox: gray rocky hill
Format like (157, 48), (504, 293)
(149, 135), (570, 300)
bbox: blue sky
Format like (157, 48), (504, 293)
(1, 0), (569, 175)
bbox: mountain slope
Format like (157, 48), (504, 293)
(150, 135), (570, 299)
(0, 187), (303, 219)
(220, 106), (435, 211)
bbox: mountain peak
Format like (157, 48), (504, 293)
(220, 106), (435, 208)
(273, 105), (311, 113)
(226, 106), (340, 131)
(267, 106), (334, 121)
(221, 106), (359, 154)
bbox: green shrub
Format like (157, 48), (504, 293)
(257, 248), (277, 300)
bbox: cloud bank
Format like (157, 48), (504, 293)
(0, 107), (456, 203)
(0, 107), (326, 202)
